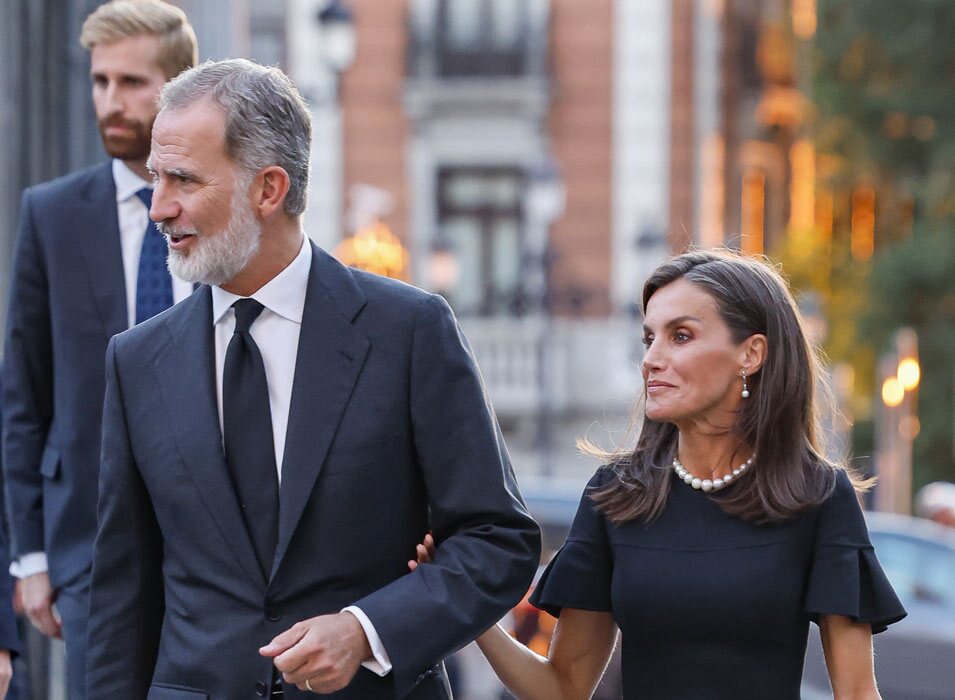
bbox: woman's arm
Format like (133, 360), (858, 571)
(0, 649), (10, 699)
(820, 614), (881, 700)
(410, 534), (617, 700)
(477, 609), (617, 700)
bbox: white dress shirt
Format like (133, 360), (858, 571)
(14, 159), (194, 580)
(211, 236), (392, 676)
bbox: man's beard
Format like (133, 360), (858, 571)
(98, 116), (153, 161)
(160, 186), (262, 287)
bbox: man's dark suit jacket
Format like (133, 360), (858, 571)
(86, 242), (542, 700)
(2, 162), (127, 589)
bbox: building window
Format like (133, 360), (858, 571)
(249, 6), (287, 70)
(437, 167), (524, 316)
(436, 0), (528, 77)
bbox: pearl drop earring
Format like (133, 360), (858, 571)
(741, 369), (750, 399)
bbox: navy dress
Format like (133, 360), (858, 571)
(529, 467), (906, 700)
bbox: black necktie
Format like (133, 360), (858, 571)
(223, 299), (280, 578)
(134, 188), (173, 324)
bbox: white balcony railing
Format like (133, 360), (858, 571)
(460, 316), (642, 418)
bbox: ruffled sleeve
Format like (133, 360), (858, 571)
(804, 470), (907, 633)
(530, 468), (614, 618)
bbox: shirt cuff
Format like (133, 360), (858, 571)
(342, 606), (392, 676)
(10, 552), (48, 579)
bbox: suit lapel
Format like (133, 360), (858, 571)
(271, 244), (369, 578)
(154, 289), (265, 588)
(77, 162), (127, 336)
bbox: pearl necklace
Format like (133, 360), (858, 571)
(672, 454), (754, 493)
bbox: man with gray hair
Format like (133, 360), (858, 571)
(86, 58), (540, 699)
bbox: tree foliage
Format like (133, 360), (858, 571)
(812, 0), (955, 488)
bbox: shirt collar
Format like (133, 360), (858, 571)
(212, 235), (312, 326)
(112, 158), (153, 202)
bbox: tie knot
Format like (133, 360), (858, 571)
(232, 298), (265, 333)
(135, 187), (153, 209)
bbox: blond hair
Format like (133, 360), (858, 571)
(80, 0), (198, 79)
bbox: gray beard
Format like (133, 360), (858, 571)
(163, 188), (262, 287)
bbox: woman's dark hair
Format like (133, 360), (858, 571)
(590, 249), (865, 524)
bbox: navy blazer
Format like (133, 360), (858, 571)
(2, 162), (127, 589)
(87, 243), (541, 700)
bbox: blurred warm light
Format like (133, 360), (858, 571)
(700, 134), (725, 248)
(334, 220), (409, 280)
(899, 415), (921, 440)
(911, 116), (936, 141)
(883, 112), (908, 140)
(793, 0), (817, 39)
(851, 185), (875, 261)
(882, 376), (904, 408)
(741, 168), (765, 255)
(898, 358), (921, 391)
(816, 187), (833, 238)
(789, 140), (815, 231)
(755, 87), (805, 127)
(757, 24), (793, 84)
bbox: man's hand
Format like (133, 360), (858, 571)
(0, 649), (11, 700)
(259, 611), (372, 694)
(21, 572), (62, 639)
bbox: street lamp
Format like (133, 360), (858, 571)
(292, 0), (356, 252)
(428, 239), (460, 297)
(524, 157), (565, 478)
(523, 158), (566, 309)
(525, 159), (566, 225)
(317, 0), (357, 75)
(333, 219), (409, 280)
(876, 328), (920, 514)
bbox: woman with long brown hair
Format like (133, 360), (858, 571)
(415, 250), (905, 699)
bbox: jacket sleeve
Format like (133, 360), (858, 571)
(0, 376), (22, 657)
(0, 547), (19, 658)
(86, 337), (165, 699)
(2, 188), (53, 558)
(354, 293), (542, 698)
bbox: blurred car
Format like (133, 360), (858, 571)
(521, 479), (955, 700)
(802, 511), (955, 700)
(519, 476), (584, 554)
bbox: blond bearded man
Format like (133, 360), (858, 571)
(2, 3), (197, 697)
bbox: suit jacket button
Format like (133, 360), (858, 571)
(267, 611), (282, 622)
(255, 680), (268, 696)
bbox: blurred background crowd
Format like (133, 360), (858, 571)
(1, 1), (954, 698)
